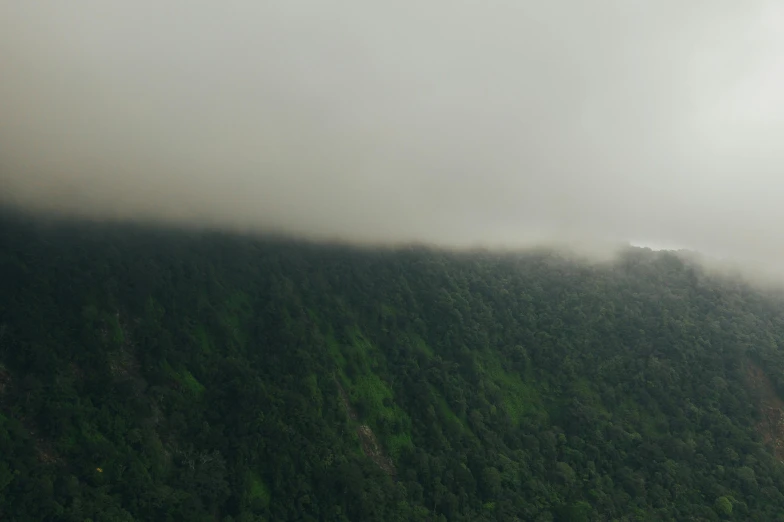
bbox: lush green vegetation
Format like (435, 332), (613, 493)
(4, 210), (784, 520)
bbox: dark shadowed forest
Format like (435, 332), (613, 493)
(3, 211), (784, 521)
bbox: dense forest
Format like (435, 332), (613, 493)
(4, 210), (784, 521)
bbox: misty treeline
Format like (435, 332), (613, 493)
(4, 212), (784, 521)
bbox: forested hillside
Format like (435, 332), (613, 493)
(4, 211), (784, 521)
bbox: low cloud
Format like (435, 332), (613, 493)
(2, 1), (784, 274)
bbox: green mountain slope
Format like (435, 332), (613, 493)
(3, 212), (784, 521)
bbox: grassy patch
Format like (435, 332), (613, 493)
(348, 373), (413, 459)
(180, 369), (206, 397)
(108, 313), (124, 347)
(380, 304), (396, 318)
(303, 374), (323, 415)
(352, 374), (391, 412)
(618, 396), (666, 436)
(387, 432), (414, 460)
(79, 421), (111, 454)
(433, 389), (462, 426)
(429, 384), (475, 439)
(573, 378), (610, 417)
(192, 325), (212, 354)
(327, 325), (414, 460)
(249, 473), (271, 507)
(481, 355), (544, 424)
(60, 431), (79, 452)
(218, 291), (252, 347)
(410, 333), (434, 357)
(161, 360), (205, 398)
(325, 330), (347, 379)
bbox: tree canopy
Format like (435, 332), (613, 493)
(3, 211), (784, 520)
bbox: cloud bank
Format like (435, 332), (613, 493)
(2, 1), (784, 271)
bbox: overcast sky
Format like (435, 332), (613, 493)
(2, 1), (784, 269)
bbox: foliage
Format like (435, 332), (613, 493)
(3, 211), (784, 520)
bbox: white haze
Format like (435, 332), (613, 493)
(2, 1), (784, 275)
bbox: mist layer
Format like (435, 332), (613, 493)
(2, 2), (784, 273)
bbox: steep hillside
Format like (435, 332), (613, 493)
(3, 212), (784, 521)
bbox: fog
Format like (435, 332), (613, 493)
(2, 2), (784, 274)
